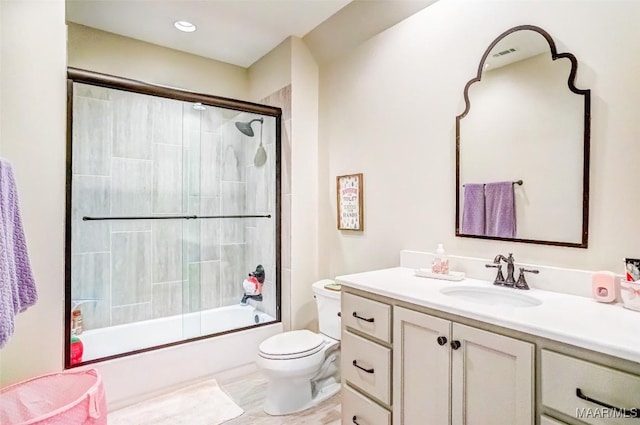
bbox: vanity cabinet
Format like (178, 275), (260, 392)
(541, 417), (569, 425)
(341, 292), (393, 425)
(337, 264), (640, 425)
(340, 290), (534, 425)
(393, 306), (534, 425)
(541, 350), (640, 425)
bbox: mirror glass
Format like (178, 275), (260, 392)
(456, 26), (590, 247)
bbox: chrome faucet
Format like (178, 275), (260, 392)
(486, 254), (539, 290)
(493, 253), (516, 287)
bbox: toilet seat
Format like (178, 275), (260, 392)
(259, 330), (325, 360)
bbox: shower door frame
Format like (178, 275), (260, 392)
(65, 67), (282, 368)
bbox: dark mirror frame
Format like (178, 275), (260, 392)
(455, 25), (591, 248)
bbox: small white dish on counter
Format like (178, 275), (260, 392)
(415, 268), (465, 281)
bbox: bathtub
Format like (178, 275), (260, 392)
(77, 305), (281, 410)
(81, 305), (274, 362)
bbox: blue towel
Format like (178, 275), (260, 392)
(0, 159), (37, 348)
(461, 184), (485, 236)
(485, 181), (516, 238)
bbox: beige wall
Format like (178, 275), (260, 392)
(0, 14), (317, 388)
(0, 0), (67, 386)
(248, 37), (321, 331)
(68, 23), (249, 99)
(319, 0), (640, 278)
(249, 39), (294, 331)
(249, 38), (292, 102)
(0, 2), (3, 152)
(290, 38), (320, 330)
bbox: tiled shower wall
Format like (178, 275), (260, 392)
(71, 83), (276, 331)
(253, 86), (291, 323)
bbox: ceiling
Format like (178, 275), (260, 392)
(65, 0), (437, 68)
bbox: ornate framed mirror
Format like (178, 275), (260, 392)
(455, 25), (590, 248)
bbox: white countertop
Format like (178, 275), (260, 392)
(336, 267), (640, 364)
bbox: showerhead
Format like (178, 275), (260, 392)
(235, 117), (267, 167)
(234, 118), (264, 137)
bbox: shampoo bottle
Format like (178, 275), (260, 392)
(432, 244), (449, 274)
(70, 334), (84, 365)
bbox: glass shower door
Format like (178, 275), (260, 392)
(67, 76), (279, 366)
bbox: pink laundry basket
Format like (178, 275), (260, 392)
(0, 368), (106, 425)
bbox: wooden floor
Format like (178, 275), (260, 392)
(220, 370), (341, 425)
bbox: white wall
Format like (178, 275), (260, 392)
(248, 39), (294, 331)
(248, 38), (292, 102)
(68, 23), (249, 99)
(249, 36), (321, 331)
(0, 2), (2, 153)
(319, 0), (640, 279)
(0, 0), (67, 386)
(0, 12), (255, 390)
(290, 38), (320, 330)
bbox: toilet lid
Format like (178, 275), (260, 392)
(259, 330), (325, 360)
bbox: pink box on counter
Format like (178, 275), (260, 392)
(591, 271), (616, 303)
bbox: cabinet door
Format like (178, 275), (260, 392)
(541, 349), (640, 425)
(540, 416), (569, 425)
(393, 307), (451, 425)
(451, 323), (534, 425)
(342, 385), (391, 425)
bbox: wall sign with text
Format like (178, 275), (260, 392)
(337, 173), (364, 231)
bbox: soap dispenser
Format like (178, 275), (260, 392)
(432, 244), (449, 274)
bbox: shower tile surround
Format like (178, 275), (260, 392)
(245, 85), (291, 321)
(70, 82), (285, 333)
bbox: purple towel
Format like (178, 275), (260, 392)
(485, 181), (516, 238)
(461, 184), (485, 235)
(0, 159), (37, 348)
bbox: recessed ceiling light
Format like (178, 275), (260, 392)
(174, 21), (196, 33)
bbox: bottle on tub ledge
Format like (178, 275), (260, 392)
(70, 334), (84, 365)
(70, 308), (84, 365)
(432, 243), (449, 275)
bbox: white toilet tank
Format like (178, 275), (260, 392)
(312, 279), (341, 340)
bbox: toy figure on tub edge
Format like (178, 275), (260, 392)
(241, 265), (265, 306)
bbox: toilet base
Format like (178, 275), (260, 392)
(263, 377), (341, 416)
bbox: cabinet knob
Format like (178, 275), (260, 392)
(436, 336), (448, 346)
(450, 340), (461, 350)
(352, 416), (360, 425)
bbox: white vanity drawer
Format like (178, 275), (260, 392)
(342, 292), (391, 343)
(342, 330), (391, 405)
(342, 384), (390, 425)
(541, 350), (640, 425)
(541, 416), (568, 425)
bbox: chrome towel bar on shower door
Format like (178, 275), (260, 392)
(82, 214), (272, 221)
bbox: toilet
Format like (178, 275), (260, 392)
(257, 279), (341, 416)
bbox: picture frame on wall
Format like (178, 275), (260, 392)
(337, 173), (364, 231)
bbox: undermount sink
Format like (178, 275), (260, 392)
(440, 285), (542, 308)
